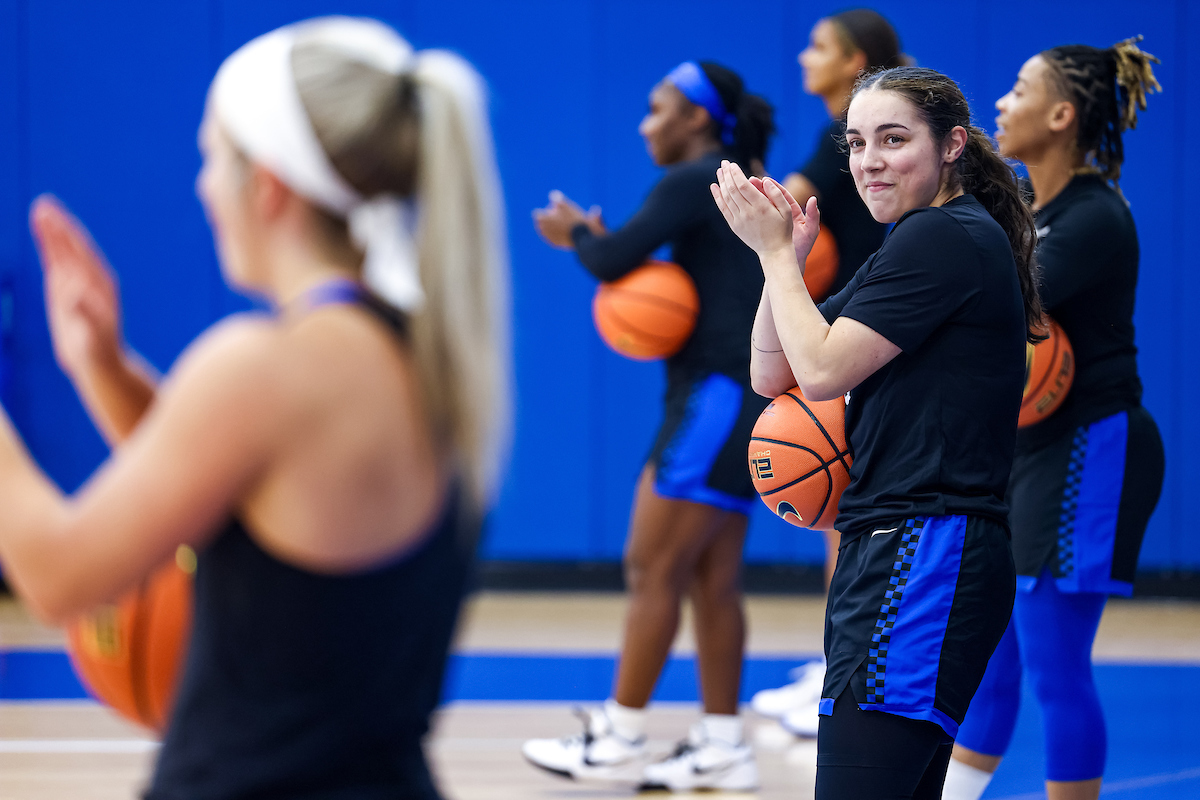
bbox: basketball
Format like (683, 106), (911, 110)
(1019, 317), (1074, 428)
(592, 260), (699, 361)
(65, 546), (195, 732)
(802, 227), (839, 299)
(747, 388), (852, 531)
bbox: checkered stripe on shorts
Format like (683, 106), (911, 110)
(1055, 427), (1089, 578)
(865, 518), (925, 705)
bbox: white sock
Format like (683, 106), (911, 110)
(941, 757), (994, 800)
(701, 713), (743, 747)
(604, 698), (647, 742)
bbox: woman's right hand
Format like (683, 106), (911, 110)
(532, 190), (604, 250)
(29, 195), (125, 380)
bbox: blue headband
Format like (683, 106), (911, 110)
(665, 61), (737, 146)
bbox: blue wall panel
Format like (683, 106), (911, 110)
(0, 0), (1195, 569)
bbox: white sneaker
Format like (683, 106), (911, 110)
(749, 659), (826, 719)
(522, 707), (647, 784)
(640, 723), (759, 792)
(779, 700), (821, 738)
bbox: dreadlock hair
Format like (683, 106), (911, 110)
(1041, 36), (1161, 189)
(853, 66), (1044, 342)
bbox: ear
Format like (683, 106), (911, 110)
(687, 103), (716, 137)
(1047, 100), (1076, 134)
(944, 126), (969, 163)
(843, 49), (868, 80)
(246, 164), (291, 221)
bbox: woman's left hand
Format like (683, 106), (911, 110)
(533, 191), (605, 250)
(712, 161), (820, 265)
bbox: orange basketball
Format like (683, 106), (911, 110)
(803, 227), (839, 300)
(592, 260), (699, 361)
(1019, 318), (1074, 428)
(748, 388), (852, 531)
(65, 547), (195, 732)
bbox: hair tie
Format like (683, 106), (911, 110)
(665, 61), (737, 146)
(211, 17), (426, 311)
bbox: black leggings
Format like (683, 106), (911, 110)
(815, 687), (954, 800)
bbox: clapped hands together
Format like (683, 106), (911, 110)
(710, 160), (821, 274)
(532, 190), (606, 250)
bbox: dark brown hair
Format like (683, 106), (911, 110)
(697, 61), (775, 173)
(828, 8), (907, 70)
(1041, 36), (1161, 188)
(854, 66), (1044, 342)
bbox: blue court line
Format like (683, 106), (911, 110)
(0, 649), (816, 703)
(3, 650), (1197, 798)
(993, 767), (1200, 799)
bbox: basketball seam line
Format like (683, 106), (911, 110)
(598, 297), (687, 346)
(603, 287), (698, 318)
(129, 581), (156, 729)
(1023, 327), (1062, 410)
(753, 442), (850, 497)
(782, 392), (853, 474)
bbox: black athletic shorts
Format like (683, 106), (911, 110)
(822, 515), (1015, 737)
(647, 372), (769, 514)
(1009, 406), (1164, 595)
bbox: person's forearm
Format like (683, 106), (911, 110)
(0, 408), (71, 621)
(72, 350), (157, 445)
(750, 289), (797, 397)
(759, 248), (837, 400)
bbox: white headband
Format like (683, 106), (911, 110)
(211, 17), (424, 310)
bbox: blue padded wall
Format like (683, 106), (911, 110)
(0, 0), (1194, 570)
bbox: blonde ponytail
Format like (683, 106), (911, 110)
(410, 51), (512, 510)
(292, 37), (512, 512)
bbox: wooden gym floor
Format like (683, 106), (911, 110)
(2, 591), (1199, 799)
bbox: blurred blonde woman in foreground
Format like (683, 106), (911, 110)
(0, 17), (509, 799)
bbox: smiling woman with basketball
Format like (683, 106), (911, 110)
(524, 62), (773, 791)
(944, 39), (1166, 800)
(714, 66), (1040, 797)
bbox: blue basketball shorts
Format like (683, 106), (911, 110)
(648, 373), (769, 515)
(820, 515), (1015, 737)
(1009, 407), (1164, 596)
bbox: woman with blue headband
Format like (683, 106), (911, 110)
(524, 61), (773, 792)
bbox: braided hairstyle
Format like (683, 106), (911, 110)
(1041, 36), (1161, 188)
(854, 66), (1044, 342)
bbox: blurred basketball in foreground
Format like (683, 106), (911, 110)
(748, 388), (851, 531)
(802, 227), (839, 299)
(66, 546), (195, 732)
(592, 260), (699, 360)
(1019, 317), (1074, 428)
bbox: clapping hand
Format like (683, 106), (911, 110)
(711, 160), (821, 271)
(533, 190), (605, 250)
(29, 195), (124, 381)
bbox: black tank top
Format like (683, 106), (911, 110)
(146, 282), (476, 799)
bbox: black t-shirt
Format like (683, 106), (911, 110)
(1017, 174), (1143, 450)
(799, 118), (889, 298)
(571, 152), (763, 387)
(819, 195), (1027, 539)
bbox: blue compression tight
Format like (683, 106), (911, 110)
(955, 572), (1108, 782)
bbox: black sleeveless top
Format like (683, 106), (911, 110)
(146, 284), (476, 799)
